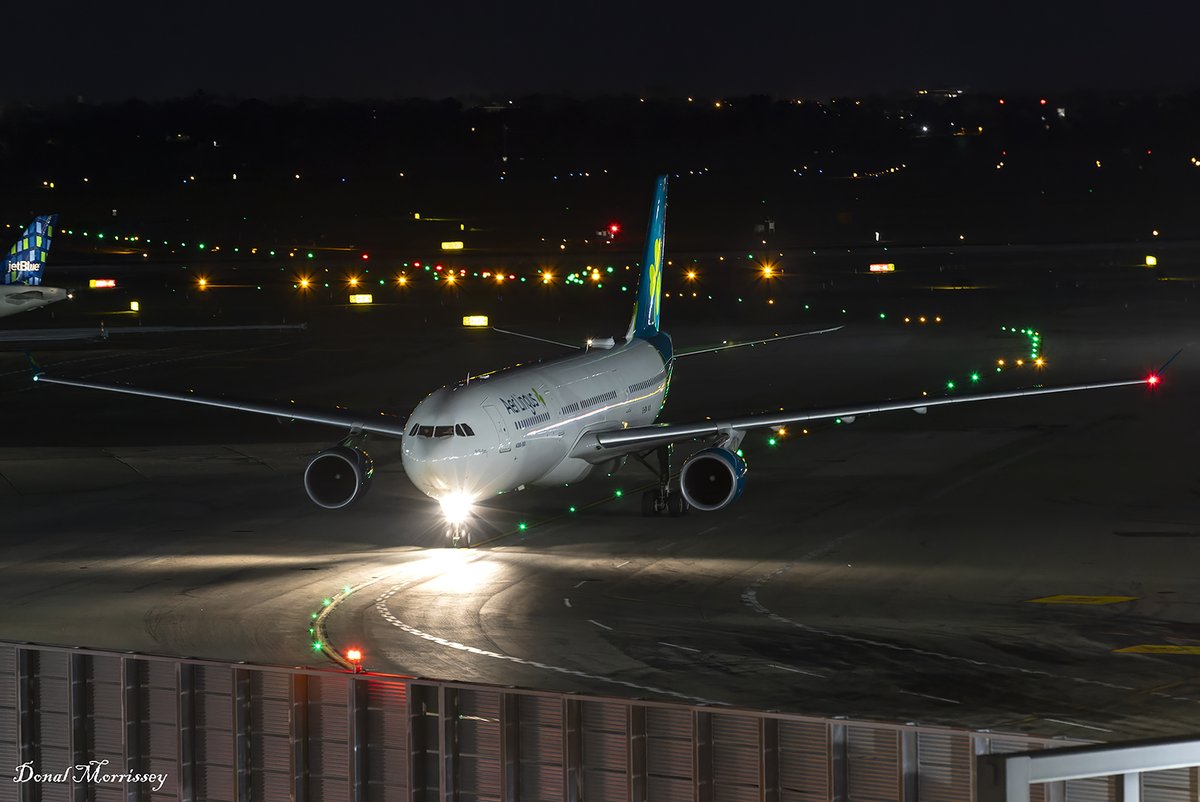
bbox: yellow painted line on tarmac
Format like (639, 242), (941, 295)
(1114, 645), (1200, 655)
(1026, 594), (1138, 605)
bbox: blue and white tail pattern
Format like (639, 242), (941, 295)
(625, 176), (668, 342)
(4, 214), (58, 287)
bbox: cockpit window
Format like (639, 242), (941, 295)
(410, 423), (476, 438)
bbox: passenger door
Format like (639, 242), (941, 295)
(483, 404), (512, 453)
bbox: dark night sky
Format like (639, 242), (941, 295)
(6, 1), (1199, 102)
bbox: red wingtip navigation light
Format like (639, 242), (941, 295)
(1147, 374), (1160, 387)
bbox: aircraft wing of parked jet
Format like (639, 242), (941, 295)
(32, 175), (1163, 524)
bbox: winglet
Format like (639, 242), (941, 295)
(24, 351), (43, 381)
(1156, 348), (1184, 377)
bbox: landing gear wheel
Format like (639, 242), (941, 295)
(641, 490), (658, 517)
(667, 492), (689, 517)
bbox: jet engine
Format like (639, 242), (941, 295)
(679, 447), (747, 511)
(303, 445), (374, 509)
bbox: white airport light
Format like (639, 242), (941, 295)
(129, 300), (140, 312)
(348, 294), (374, 304)
(462, 315), (489, 327)
(1145, 255), (1158, 267)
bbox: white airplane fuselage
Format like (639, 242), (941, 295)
(0, 285), (68, 319)
(401, 336), (671, 503)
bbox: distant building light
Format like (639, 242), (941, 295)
(1145, 255), (1158, 267)
(88, 279), (117, 289)
(462, 315), (489, 327)
(129, 300), (140, 312)
(441, 241), (465, 251)
(869, 263), (896, 273)
(349, 294), (374, 304)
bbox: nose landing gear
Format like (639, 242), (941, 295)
(636, 444), (689, 517)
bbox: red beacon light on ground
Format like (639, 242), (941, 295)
(346, 648), (364, 672)
(1147, 374), (1160, 387)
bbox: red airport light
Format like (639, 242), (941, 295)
(361, 253), (369, 261)
(346, 647), (364, 672)
(1147, 374), (1160, 386)
(610, 223), (620, 233)
(1039, 98), (1047, 105)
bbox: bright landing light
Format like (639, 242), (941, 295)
(439, 492), (475, 524)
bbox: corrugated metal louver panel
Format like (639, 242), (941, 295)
(457, 689), (502, 801)
(646, 707), (692, 790)
(582, 700), (627, 798)
(250, 671), (292, 799)
(0, 646), (14, 802)
(847, 726), (899, 802)
(713, 714), (760, 793)
(194, 665), (235, 802)
(365, 679), (408, 801)
(778, 719), (828, 802)
(309, 676), (350, 802)
(647, 774), (694, 802)
(1143, 768), (1196, 802)
(1065, 776), (1114, 802)
(518, 695), (562, 802)
(916, 730), (971, 802)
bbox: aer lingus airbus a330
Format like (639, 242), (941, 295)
(34, 177), (1158, 525)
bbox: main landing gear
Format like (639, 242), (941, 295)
(635, 444), (689, 517)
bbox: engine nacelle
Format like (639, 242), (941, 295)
(679, 447), (748, 511)
(303, 445), (374, 509)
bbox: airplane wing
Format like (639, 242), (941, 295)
(0, 323), (305, 343)
(572, 375), (1158, 459)
(675, 325), (844, 357)
(32, 373), (409, 437)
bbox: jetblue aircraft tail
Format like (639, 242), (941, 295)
(625, 176), (668, 341)
(4, 214), (58, 286)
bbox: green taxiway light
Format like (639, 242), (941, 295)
(879, 312), (886, 319)
(568, 506), (576, 513)
(614, 489), (624, 498)
(313, 642), (323, 652)
(307, 252), (314, 259)
(970, 372), (980, 382)
(947, 380), (956, 390)
(768, 437), (777, 446)
(310, 612), (318, 619)
(309, 627), (314, 634)
(736, 449), (744, 457)
(343, 586), (352, 594)
(322, 598), (332, 607)
(518, 522), (528, 531)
